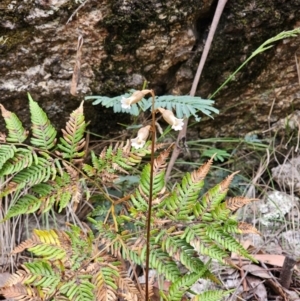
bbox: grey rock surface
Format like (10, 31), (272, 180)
(0, 0), (300, 137)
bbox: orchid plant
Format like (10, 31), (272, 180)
(121, 89), (185, 148)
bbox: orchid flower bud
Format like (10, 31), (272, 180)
(130, 125), (151, 149)
(121, 89), (152, 109)
(157, 108), (184, 131)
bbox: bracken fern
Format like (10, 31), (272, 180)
(0, 94), (259, 301)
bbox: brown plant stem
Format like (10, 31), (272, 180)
(145, 90), (156, 301)
(165, 0), (228, 180)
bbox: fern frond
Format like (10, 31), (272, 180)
(160, 233), (206, 273)
(149, 246), (181, 281)
(0, 283), (34, 300)
(238, 222), (261, 235)
(118, 271), (142, 300)
(2, 270), (27, 287)
(225, 196), (258, 211)
(28, 93), (57, 150)
(26, 230), (66, 260)
(0, 157), (54, 198)
(3, 195), (42, 219)
(205, 226), (255, 261)
(36, 172), (76, 213)
(0, 147), (35, 176)
(56, 101), (86, 163)
(83, 140), (149, 185)
(65, 225), (94, 270)
(60, 277), (95, 301)
(23, 261), (61, 293)
(93, 264), (119, 301)
(152, 143), (174, 173)
(0, 104), (28, 143)
(0, 144), (16, 170)
(167, 271), (207, 301)
(199, 171), (239, 216)
(191, 289), (232, 301)
(182, 225), (228, 262)
(160, 158), (214, 219)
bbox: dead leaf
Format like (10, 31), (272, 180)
(253, 254), (285, 267)
(242, 263), (272, 279)
(245, 275), (268, 301)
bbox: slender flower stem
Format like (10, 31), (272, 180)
(145, 90), (156, 301)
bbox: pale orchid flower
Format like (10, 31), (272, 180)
(131, 125), (151, 149)
(121, 89), (152, 109)
(157, 108), (184, 131)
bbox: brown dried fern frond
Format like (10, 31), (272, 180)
(219, 171), (240, 192)
(225, 197), (259, 212)
(191, 156), (214, 182)
(0, 283), (31, 301)
(238, 222), (261, 235)
(11, 238), (36, 254)
(152, 143), (174, 174)
(118, 271), (143, 300)
(1, 270), (27, 287)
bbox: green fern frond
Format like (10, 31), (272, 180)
(139, 164), (165, 196)
(83, 140), (148, 184)
(191, 289), (233, 301)
(136, 144), (171, 200)
(160, 234), (207, 274)
(0, 144), (16, 170)
(60, 277), (95, 301)
(149, 246), (181, 281)
(3, 194), (42, 219)
(28, 93), (57, 150)
(0, 104), (28, 143)
(167, 271), (207, 301)
(205, 226), (256, 261)
(23, 261), (60, 293)
(199, 172), (238, 218)
(210, 203), (231, 221)
(27, 229), (66, 260)
(0, 148), (34, 176)
(0, 157), (54, 197)
(160, 158), (214, 218)
(66, 225), (94, 270)
(57, 101), (86, 162)
(182, 225), (228, 262)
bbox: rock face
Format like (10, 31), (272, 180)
(0, 0), (300, 137)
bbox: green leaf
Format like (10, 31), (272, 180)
(28, 93), (57, 150)
(151, 95), (218, 121)
(57, 101), (86, 161)
(0, 104), (28, 143)
(201, 148), (230, 162)
(86, 91), (218, 121)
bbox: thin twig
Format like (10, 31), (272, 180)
(66, 0), (90, 24)
(166, 0), (228, 180)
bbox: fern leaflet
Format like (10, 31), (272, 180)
(28, 93), (57, 150)
(0, 104), (28, 143)
(56, 101), (86, 162)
